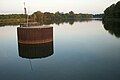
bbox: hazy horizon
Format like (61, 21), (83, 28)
(0, 0), (120, 14)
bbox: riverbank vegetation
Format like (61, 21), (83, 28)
(0, 14), (26, 26)
(103, 1), (120, 22)
(0, 11), (93, 26)
(29, 11), (93, 25)
(102, 1), (120, 38)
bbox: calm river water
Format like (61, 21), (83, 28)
(0, 20), (120, 80)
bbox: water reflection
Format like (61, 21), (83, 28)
(0, 19), (93, 27)
(17, 26), (54, 59)
(103, 21), (120, 38)
(41, 19), (94, 25)
(18, 42), (53, 59)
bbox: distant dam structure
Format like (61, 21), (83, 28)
(17, 25), (54, 59)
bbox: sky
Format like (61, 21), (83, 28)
(0, 0), (119, 14)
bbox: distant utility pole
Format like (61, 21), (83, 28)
(24, 2), (28, 27)
(24, 2), (27, 15)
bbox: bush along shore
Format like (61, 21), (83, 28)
(0, 14), (26, 26)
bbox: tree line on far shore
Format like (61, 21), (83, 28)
(29, 11), (94, 24)
(0, 11), (103, 26)
(0, 14), (26, 25)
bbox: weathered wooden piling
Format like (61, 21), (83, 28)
(17, 25), (53, 59)
(17, 26), (53, 44)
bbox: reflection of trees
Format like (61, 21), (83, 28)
(103, 21), (120, 38)
(68, 19), (74, 25)
(42, 19), (92, 25)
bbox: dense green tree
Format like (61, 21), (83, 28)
(68, 11), (75, 19)
(30, 11), (44, 22)
(103, 1), (120, 21)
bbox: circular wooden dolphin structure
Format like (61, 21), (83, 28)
(17, 26), (53, 44)
(17, 25), (54, 59)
